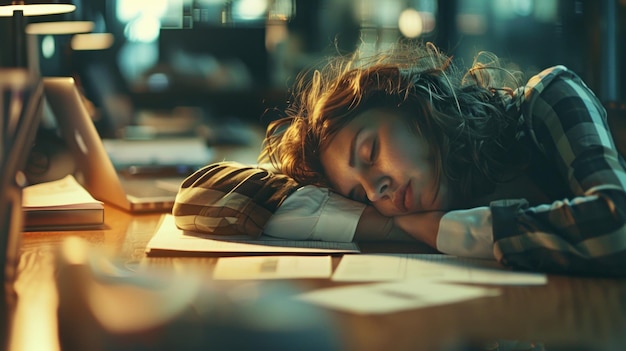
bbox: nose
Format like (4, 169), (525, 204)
(363, 174), (391, 203)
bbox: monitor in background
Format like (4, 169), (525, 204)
(75, 26), (271, 142)
(157, 26), (269, 92)
(73, 59), (135, 139)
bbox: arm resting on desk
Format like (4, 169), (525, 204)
(172, 161), (300, 238)
(172, 161), (415, 242)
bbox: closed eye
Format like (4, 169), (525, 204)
(369, 137), (378, 164)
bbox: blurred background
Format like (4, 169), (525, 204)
(1, 0), (624, 142)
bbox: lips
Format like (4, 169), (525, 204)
(404, 181), (414, 211)
(394, 182), (409, 212)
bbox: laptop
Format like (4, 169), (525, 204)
(42, 77), (214, 212)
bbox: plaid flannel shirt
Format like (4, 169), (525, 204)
(172, 162), (300, 238)
(491, 65), (626, 276)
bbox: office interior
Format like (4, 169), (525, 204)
(2, 1), (626, 351)
(1, 0), (624, 148)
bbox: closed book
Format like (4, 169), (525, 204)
(22, 175), (104, 231)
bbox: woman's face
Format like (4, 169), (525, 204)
(320, 108), (450, 216)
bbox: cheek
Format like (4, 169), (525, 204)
(320, 152), (351, 195)
(371, 201), (396, 217)
(384, 136), (432, 177)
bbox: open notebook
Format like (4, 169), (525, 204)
(42, 77), (214, 212)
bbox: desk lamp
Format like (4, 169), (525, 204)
(0, 1), (76, 68)
(26, 19), (93, 35)
(25, 20), (94, 77)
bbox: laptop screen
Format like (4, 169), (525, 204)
(39, 77), (192, 213)
(39, 77), (132, 210)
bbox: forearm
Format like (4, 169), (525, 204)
(354, 206), (415, 242)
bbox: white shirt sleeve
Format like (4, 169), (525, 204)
(263, 185), (365, 242)
(435, 207), (495, 259)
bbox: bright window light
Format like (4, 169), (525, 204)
(124, 15), (161, 42)
(116, 0), (168, 22)
(398, 8), (423, 38)
(233, 0), (267, 21)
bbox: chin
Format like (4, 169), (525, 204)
(381, 207), (421, 217)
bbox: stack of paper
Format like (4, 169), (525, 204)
(22, 175), (104, 230)
(145, 215), (360, 256)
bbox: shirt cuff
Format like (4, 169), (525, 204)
(436, 207), (495, 259)
(264, 186), (364, 242)
(312, 192), (365, 242)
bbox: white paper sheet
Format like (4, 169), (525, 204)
(146, 215), (360, 255)
(297, 280), (500, 314)
(332, 254), (547, 285)
(22, 174), (103, 210)
(213, 256), (332, 280)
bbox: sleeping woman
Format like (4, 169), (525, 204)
(173, 41), (626, 276)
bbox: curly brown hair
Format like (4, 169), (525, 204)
(259, 41), (530, 201)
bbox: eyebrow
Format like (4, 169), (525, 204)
(349, 127), (364, 168)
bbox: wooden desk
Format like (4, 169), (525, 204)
(8, 203), (626, 351)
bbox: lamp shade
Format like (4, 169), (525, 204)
(25, 20), (93, 34)
(1, 1), (76, 68)
(0, 1), (75, 17)
(71, 32), (114, 51)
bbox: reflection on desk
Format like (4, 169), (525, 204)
(54, 237), (340, 351)
(9, 204), (626, 351)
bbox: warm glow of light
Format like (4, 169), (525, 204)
(26, 21), (94, 35)
(71, 33), (115, 51)
(0, 4), (75, 17)
(9, 249), (60, 351)
(60, 236), (90, 265)
(0, 68), (31, 87)
(398, 8), (423, 38)
(265, 22), (288, 52)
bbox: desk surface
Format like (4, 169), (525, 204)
(8, 204), (626, 351)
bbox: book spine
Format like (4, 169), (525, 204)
(23, 209), (104, 231)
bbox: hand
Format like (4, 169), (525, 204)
(393, 211), (445, 248)
(355, 205), (416, 242)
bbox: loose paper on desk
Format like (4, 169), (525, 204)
(145, 215), (360, 255)
(213, 256), (332, 280)
(297, 280), (500, 315)
(332, 254), (547, 285)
